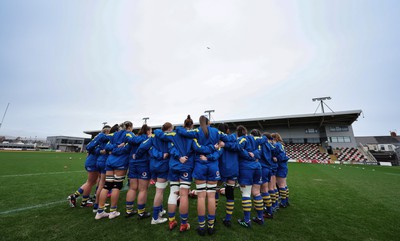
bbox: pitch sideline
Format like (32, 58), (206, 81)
(0, 170), (85, 178)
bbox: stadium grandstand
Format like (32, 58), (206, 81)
(84, 110), (376, 164)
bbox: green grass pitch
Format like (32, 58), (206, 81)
(0, 151), (399, 241)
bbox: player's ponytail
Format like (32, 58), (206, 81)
(236, 125), (247, 137)
(199, 115), (209, 138)
(110, 124), (120, 134)
(272, 133), (284, 144)
(218, 123), (229, 134)
(101, 125), (111, 133)
(162, 122), (173, 131)
(138, 124), (150, 135)
(120, 121), (132, 130)
(250, 129), (261, 137)
(184, 115), (193, 129)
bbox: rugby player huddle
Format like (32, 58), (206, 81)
(67, 115), (289, 236)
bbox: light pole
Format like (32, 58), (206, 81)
(312, 97), (334, 114)
(143, 117), (149, 124)
(102, 122), (107, 127)
(204, 110), (215, 121)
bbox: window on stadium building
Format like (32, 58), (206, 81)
(307, 138), (320, 144)
(292, 138), (304, 144)
(305, 128), (319, 134)
(329, 136), (351, 143)
(329, 126), (349, 132)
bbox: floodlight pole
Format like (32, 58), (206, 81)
(204, 110), (215, 121)
(312, 97), (333, 114)
(143, 117), (149, 124)
(0, 103), (10, 130)
(102, 122), (107, 127)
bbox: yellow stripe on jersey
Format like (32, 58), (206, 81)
(193, 138), (201, 147)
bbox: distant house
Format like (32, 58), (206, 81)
(356, 133), (400, 166)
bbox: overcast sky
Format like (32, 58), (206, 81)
(0, 0), (399, 139)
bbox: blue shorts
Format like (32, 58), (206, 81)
(239, 168), (262, 186)
(168, 168), (193, 182)
(97, 161), (106, 174)
(105, 154), (129, 171)
(150, 160), (169, 179)
(261, 167), (271, 184)
(276, 162), (288, 178)
(220, 176), (238, 182)
(85, 154), (99, 172)
(193, 161), (221, 181)
(128, 163), (151, 180)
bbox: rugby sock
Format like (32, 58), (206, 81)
(168, 212), (176, 222)
(254, 195), (264, 219)
(180, 213), (188, 225)
(286, 186), (289, 204)
(261, 192), (272, 214)
(207, 215), (216, 229)
(93, 203), (99, 210)
(110, 206), (117, 213)
(279, 188), (287, 205)
(153, 206), (161, 220)
(274, 189), (279, 207)
(97, 206), (105, 214)
(137, 204), (146, 215)
(74, 187), (84, 197)
(82, 195), (90, 203)
(198, 215), (206, 229)
(269, 191), (275, 209)
(242, 197), (252, 223)
(126, 201), (134, 214)
(225, 199), (234, 221)
(215, 191), (220, 208)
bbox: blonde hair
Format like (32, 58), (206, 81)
(271, 133), (284, 144)
(120, 121), (133, 130)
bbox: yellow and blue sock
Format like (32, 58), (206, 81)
(207, 215), (215, 229)
(97, 205), (105, 214)
(137, 204), (145, 215)
(242, 197), (252, 223)
(253, 195), (264, 219)
(279, 188), (287, 205)
(82, 195), (90, 203)
(168, 212), (176, 222)
(198, 215), (206, 229)
(225, 199), (234, 221)
(261, 192), (272, 214)
(286, 186), (289, 204)
(274, 189), (279, 207)
(180, 213), (188, 225)
(110, 206), (117, 212)
(74, 188), (84, 197)
(126, 201), (134, 214)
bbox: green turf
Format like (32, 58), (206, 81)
(0, 151), (399, 241)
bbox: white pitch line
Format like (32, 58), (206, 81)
(0, 186), (130, 215)
(0, 200), (66, 215)
(384, 172), (400, 176)
(0, 170), (85, 178)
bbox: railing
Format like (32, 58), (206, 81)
(357, 143), (377, 163)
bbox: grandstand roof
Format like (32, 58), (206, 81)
(83, 110), (362, 137)
(356, 136), (400, 145)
